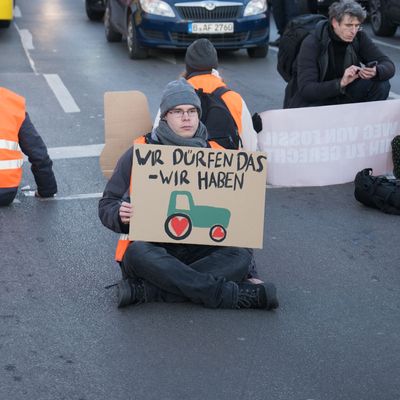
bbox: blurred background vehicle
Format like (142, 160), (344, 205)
(298, 0), (369, 14)
(0, 0), (14, 28)
(104, 0), (271, 59)
(86, 0), (105, 21)
(369, 0), (400, 36)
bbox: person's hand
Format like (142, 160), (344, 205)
(340, 65), (361, 88)
(119, 201), (133, 224)
(358, 66), (377, 80)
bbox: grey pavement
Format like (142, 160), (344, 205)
(1, 1), (400, 399)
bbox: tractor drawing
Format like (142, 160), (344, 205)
(164, 191), (231, 242)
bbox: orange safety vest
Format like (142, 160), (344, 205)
(114, 135), (224, 262)
(0, 88), (26, 189)
(187, 74), (244, 134)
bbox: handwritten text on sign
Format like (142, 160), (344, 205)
(130, 144), (267, 248)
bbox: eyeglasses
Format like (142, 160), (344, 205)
(167, 108), (198, 118)
(342, 23), (363, 31)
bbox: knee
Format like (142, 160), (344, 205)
(373, 80), (391, 100)
(123, 241), (152, 266)
(231, 247), (253, 276)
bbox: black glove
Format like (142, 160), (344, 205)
(252, 112), (262, 133)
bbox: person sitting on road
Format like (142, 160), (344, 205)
(0, 87), (57, 206)
(284, 0), (395, 109)
(154, 39), (259, 151)
(98, 78), (279, 310)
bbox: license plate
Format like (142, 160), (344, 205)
(189, 22), (234, 34)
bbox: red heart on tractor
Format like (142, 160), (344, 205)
(212, 227), (225, 239)
(171, 217), (189, 237)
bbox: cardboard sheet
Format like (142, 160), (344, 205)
(129, 144), (268, 248)
(100, 91), (152, 178)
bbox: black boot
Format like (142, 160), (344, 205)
(117, 279), (147, 308)
(237, 282), (279, 310)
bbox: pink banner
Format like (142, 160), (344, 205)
(258, 100), (399, 186)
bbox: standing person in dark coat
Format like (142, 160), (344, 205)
(98, 79), (279, 311)
(0, 87), (57, 206)
(270, 0), (300, 47)
(284, 0), (395, 109)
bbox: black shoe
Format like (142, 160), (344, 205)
(269, 37), (281, 47)
(117, 279), (146, 308)
(237, 282), (279, 310)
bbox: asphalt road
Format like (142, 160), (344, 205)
(1, 1), (400, 399)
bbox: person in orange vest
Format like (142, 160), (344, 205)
(99, 79), (278, 310)
(184, 38), (263, 284)
(0, 87), (57, 206)
(154, 39), (259, 150)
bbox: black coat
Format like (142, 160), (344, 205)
(284, 21), (396, 108)
(0, 112), (57, 205)
(98, 146), (133, 234)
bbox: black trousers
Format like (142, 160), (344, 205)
(271, 0), (300, 35)
(121, 242), (252, 309)
(342, 78), (391, 104)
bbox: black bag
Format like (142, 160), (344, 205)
(277, 14), (327, 82)
(354, 168), (400, 215)
(392, 135), (400, 179)
(196, 87), (241, 150)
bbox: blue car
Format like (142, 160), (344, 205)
(104, 0), (270, 59)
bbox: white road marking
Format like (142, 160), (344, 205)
(14, 6), (22, 18)
(19, 28), (34, 50)
(43, 74), (80, 113)
(372, 38), (400, 51)
(22, 191), (103, 200)
(47, 144), (104, 160)
(389, 91), (400, 99)
(269, 46), (278, 53)
(40, 193), (103, 201)
(14, 23), (37, 74)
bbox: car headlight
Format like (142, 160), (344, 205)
(243, 0), (267, 16)
(139, 0), (175, 17)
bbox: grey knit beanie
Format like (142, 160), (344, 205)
(160, 78), (202, 117)
(185, 39), (218, 74)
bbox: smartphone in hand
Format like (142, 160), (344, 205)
(365, 61), (378, 68)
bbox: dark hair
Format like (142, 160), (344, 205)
(328, 0), (367, 23)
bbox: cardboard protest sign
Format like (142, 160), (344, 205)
(100, 91), (152, 178)
(129, 144), (267, 248)
(258, 99), (399, 187)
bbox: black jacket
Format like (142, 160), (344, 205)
(0, 112), (57, 205)
(284, 20), (396, 108)
(98, 146), (133, 234)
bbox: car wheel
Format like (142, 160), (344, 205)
(86, 1), (104, 21)
(104, 2), (122, 42)
(369, 0), (397, 36)
(0, 20), (11, 28)
(247, 44), (268, 58)
(127, 16), (149, 59)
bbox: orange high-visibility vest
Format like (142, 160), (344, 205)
(0, 88), (26, 189)
(187, 74), (244, 134)
(114, 135), (224, 262)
